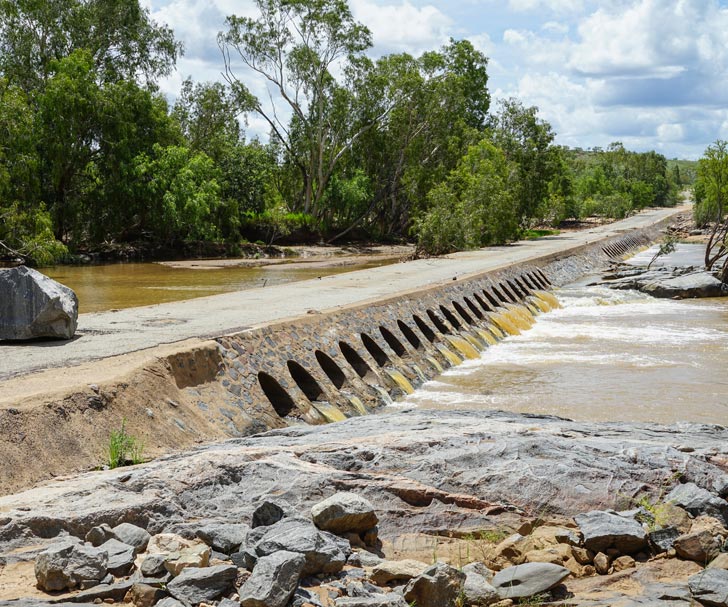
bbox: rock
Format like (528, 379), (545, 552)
(231, 548), (257, 570)
(666, 483), (728, 525)
(649, 527), (681, 552)
(156, 599), (185, 607)
(674, 529), (722, 563)
(493, 533), (526, 564)
(335, 596), (408, 607)
(311, 492), (379, 535)
(641, 270), (726, 299)
(251, 500), (287, 528)
(164, 543), (211, 576)
(524, 544), (573, 566)
(239, 550), (306, 607)
(112, 523), (151, 554)
(166, 564), (237, 605)
(571, 546), (593, 565)
(66, 580), (135, 603)
(349, 550), (383, 568)
(492, 563), (570, 599)
(612, 555), (636, 572)
(140, 554), (167, 577)
(462, 562), (498, 604)
(197, 523), (249, 554)
(403, 562), (465, 607)
(688, 567), (728, 606)
(593, 552), (610, 575)
(0, 266), (78, 340)
(86, 523), (115, 547)
(123, 583), (166, 607)
(254, 517), (349, 575)
(654, 503), (693, 533)
(575, 510), (648, 554)
(98, 538), (135, 576)
(35, 539), (109, 591)
(370, 559), (430, 585)
(708, 553), (728, 570)
(146, 533), (200, 555)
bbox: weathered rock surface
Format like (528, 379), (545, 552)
(0, 266), (78, 340)
(666, 483), (728, 525)
(575, 510), (648, 554)
(196, 523), (248, 554)
(239, 550), (305, 607)
(165, 564), (237, 604)
(605, 266), (726, 299)
(370, 559), (429, 584)
(111, 523), (151, 554)
(688, 568), (728, 606)
(462, 562), (498, 604)
(98, 538), (135, 576)
(674, 529), (722, 563)
(402, 562), (465, 607)
(491, 562), (570, 599)
(34, 540), (108, 591)
(312, 492), (378, 534)
(254, 517), (348, 575)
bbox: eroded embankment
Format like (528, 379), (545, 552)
(0, 227), (659, 495)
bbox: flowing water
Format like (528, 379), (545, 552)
(42, 258), (397, 314)
(407, 247), (728, 425)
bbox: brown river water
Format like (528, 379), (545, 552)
(43, 259), (396, 314)
(406, 245), (728, 425)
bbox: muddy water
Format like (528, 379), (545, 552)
(44, 259), (396, 314)
(407, 252), (728, 424)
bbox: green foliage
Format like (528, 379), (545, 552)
(107, 419), (144, 469)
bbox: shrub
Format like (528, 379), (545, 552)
(107, 419), (144, 469)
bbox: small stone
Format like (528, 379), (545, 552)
(492, 563), (570, 599)
(462, 562), (498, 605)
(123, 583), (165, 607)
(593, 552), (610, 575)
(370, 559), (430, 585)
(156, 599), (185, 607)
(571, 546), (593, 565)
(197, 523), (249, 554)
(524, 544), (572, 566)
(252, 501), (287, 528)
(708, 553), (728, 570)
(98, 539), (135, 577)
(164, 544), (211, 576)
(86, 524), (115, 547)
(239, 550), (306, 607)
(612, 555), (635, 572)
(649, 527), (681, 552)
(674, 529), (722, 563)
(140, 554), (167, 577)
(403, 562), (465, 607)
(312, 492), (379, 535)
(362, 526), (379, 547)
(166, 565), (238, 605)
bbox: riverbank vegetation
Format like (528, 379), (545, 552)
(0, 0), (685, 265)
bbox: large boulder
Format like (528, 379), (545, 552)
(688, 568), (728, 606)
(402, 563), (465, 607)
(112, 523), (151, 554)
(98, 539), (135, 577)
(239, 550), (305, 607)
(35, 539), (109, 591)
(462, 562), (498, 604)
(492, 562), (570, 599)
(166, 565), (237, 605)
(254, 517), (349, 575)
(311, 492), (378, 535)
(196, 523), (249, 555)
(575, 510), (648, 554)
(0, 266), (78, 340)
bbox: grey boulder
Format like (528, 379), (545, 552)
(35, 539), (109, 591)
(0, 266), (78, 340)
(462, 562), (498, 604)
(403, 562), (465, 607)
(575, 510), (648, 554)
(251, 500), (288, 528)
(166, 564), (237, 605)
(492, 562), (570, 599)
(666, 483), (728, 526)
(197, 523), (249, 554)
(688, 568), (728, 606)
(112, 522), (151, 554)
(239, 550), (305, 607)
(98, 538), (135, 576)
(311, 492), (378, 534)
(254, 517), (349, 575)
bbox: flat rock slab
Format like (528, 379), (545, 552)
(688, 568), (728, 606)
(492, 562), (570, 599)
(575, 510), (648, 554)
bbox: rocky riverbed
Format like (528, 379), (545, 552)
(1, 409), (728, 606)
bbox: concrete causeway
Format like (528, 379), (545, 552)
(0, 206), (685, 382)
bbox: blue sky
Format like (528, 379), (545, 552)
(145, 0), (728, 159)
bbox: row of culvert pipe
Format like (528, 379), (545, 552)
(232, 268), (561, 427)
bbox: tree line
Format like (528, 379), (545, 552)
(0, 0), (683, 265)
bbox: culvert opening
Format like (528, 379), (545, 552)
(439, 305), (462, 329)
(473, 292), (492, 313)
(508, 279), (526, 299)
(380, 326), (407, 358)
(463, 296), (484, 319)
(258, 372), (298, 418)
(497, 283), (518, 303)
(286, 360), (324, 402)
(522, 274), (539, 290)
(361, 333), (390, 367)
(413, 315), (436, 342)
(452, 300), (473, 324)
(536, 269), (551, 285)
(339, 341), (375, 381)
(427, 309), (451, 334)
(315, 350), (347, 390)
(398, 320), (422, 350)
(483, 289), (502, 309)
(515, 277), (532, 295)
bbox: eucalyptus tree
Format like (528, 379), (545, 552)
(218, 0), (391, 217)
(696, 140), (728, 277)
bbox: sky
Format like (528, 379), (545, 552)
(144, 0), (728, 159)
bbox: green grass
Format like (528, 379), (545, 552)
(107, 419), (144, 469)
(522, 229), (560, 240)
